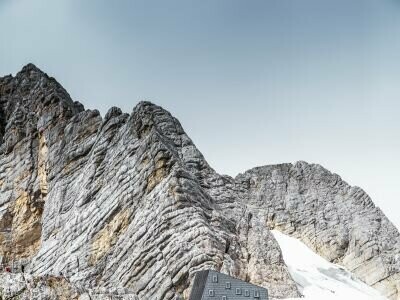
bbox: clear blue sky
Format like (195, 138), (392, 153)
(1, 0), (399, 228)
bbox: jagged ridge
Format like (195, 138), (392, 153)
(0, 64), (398, 300)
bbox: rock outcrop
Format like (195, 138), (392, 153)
(0, 64), (398, 299)
(236, 163), (400, 299)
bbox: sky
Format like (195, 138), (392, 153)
(0, 0), (399, 228)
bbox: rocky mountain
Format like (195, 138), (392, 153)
(0, 64), (398, 300)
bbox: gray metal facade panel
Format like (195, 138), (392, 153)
(189, 270), (268, 300)
(189, 270), (210, 300)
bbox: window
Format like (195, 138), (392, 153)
(225, 282), (231, 289)
(212, 275), (218, 283)
(235, 288), (241, 295)
(244, 289), (250, 297)
(254, 290), (260, 298)
(208, 290), (215, 297)
(222, 296), (227, 300)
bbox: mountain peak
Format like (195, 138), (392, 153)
(0, 66), (398, 300)
(21, 62), (43, 72)
(17, 63), (47, 78)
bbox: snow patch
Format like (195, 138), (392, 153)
(271, 230), (387, 300)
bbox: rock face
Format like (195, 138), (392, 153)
(0, 64), (398, 300)
(236, 164), (400, 299)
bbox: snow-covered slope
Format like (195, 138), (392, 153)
(271, 230), (388, 300)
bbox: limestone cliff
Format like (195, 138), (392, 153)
(0, 64), (398, 300)
(236, 163), (400, 299)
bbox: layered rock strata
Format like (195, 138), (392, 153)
(0, 64), (398, 299)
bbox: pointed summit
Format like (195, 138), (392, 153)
(21, 63), (44, 73)
(0, 64), (85, 153)
(16, 63), (47, 79)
